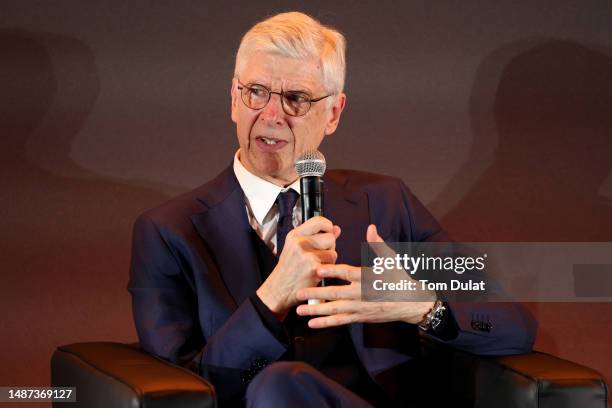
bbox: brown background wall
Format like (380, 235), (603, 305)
(1, 0), (611, 400)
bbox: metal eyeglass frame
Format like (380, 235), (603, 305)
(236, 80), (333, 117)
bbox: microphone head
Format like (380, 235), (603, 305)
(295, 149), (326, 177)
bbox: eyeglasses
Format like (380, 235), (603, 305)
(236, 80), (333, 117)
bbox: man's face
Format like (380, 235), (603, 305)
(231, 52), (346, 186)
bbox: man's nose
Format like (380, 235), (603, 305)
(260, 93), (285, 124)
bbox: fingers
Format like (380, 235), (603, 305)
(288, 218), (341, 252)
(307, 313), (356, 329)
(303, 232), (337, 251)
(317, 264), (361, 282)
(297, 283), (358, 301)
(297, 300), (354, 315)
(294, 216), (335, 236)
(312, 249), (338, 264)
(298, 300), (428, 328)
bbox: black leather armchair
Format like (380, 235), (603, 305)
(51, 340), (608, 407)
(51, 342), (215, 408)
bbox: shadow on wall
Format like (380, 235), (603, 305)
(0, 30), (172, 387)
(432, 39), (612, 382)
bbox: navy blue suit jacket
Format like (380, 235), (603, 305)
(128, 166), (537, 402)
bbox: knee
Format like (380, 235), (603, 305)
(248, 361), (315, 392)
(261, 361), (314, 377)
(245, 361), (316, 405)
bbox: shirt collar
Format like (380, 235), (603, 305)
(233, 150), (300, 225)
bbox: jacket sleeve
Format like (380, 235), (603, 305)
(394, 179), (537, 355)
(128, 213), (287, 403)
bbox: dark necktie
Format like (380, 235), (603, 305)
(275, 189), (300, 255)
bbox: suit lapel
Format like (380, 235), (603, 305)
(190, 167), (261, 308)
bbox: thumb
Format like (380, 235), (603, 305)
(367, 224), (384, 243)
(333, 225), (342, 239)
(366, 224), (396, 259)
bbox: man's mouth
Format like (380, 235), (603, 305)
(259, 137), (279, 145)
(254, 136), (288, 152)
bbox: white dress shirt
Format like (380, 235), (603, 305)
(233, 150), (302, 255)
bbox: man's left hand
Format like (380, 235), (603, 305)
(295, 225), (436, 329)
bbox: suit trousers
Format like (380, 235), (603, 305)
(245, 361), (373, 408)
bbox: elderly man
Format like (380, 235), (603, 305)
(129, 12), (536, 407)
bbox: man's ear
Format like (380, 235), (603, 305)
(231, 79), (238, 123)
(324, 93), (346, 135)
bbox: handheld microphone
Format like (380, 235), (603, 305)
(295, 150), (327, 305)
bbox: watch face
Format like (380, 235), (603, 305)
(431, 317), (442, 331)
(430, 304), (447, 332)
(419, 301), (446, 332)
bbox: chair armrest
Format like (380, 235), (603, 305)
(51, 342), (215, 408)
(422, 339), (608, 408)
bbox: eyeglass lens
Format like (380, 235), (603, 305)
(241, 84), (311, 116)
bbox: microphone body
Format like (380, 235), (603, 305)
(295, 150), (327, 305)
(300, 176), (324, 220)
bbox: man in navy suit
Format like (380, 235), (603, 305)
(129, 11), (536, 407)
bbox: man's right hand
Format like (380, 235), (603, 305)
(256, 216), (341, 320)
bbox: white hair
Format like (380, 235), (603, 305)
(234, 11), (346, 94)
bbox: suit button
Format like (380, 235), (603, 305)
(293, 336), (305, 342)
(471, 319), (493, 332)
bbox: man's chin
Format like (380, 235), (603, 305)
(256, 166), (297, 186)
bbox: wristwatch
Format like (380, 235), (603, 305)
(418, 300), (447, 333)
